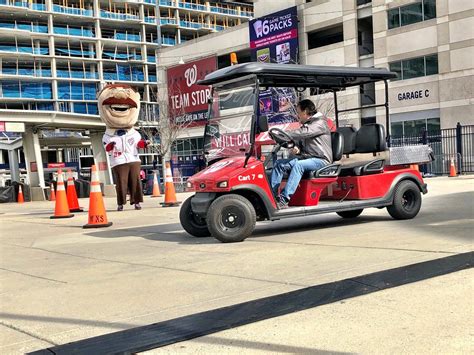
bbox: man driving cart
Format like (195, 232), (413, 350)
(271, 99), (332, 209)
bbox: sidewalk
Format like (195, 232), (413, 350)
(0, 176), (473, 354)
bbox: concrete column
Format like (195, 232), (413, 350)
(90, 132), (115, 196)
(8, 149), (20, 183)
(23, 130), (45, 188)
(56, 149), (63, 163)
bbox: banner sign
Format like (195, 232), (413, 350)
(249, 6), (299, 125)
(167, 56), (217, 126)
(249, 6), (299, 64)
(47, 163), (66, 168)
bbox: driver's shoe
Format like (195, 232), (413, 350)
(277, 195), (289, 209)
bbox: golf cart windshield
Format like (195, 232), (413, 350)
(203, 81), (256, 161)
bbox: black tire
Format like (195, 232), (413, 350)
(207, 194), (256, 243)
(179, 196), (210, 238)
(337, 209), (363, 218)
(387, 180), (422, 220)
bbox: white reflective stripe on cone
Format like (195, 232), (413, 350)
(57, 172), (64, 183)
(57, 182), (65, 191)
(90, 183), (101, 193)
(91, 169), (99, 183)
(19, 185), (22, 193)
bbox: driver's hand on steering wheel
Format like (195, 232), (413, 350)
(291, 146), (300, 155)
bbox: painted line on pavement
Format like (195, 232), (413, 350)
(30, 251), (473, 355)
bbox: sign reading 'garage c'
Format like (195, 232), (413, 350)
(397, 89), (430, 101)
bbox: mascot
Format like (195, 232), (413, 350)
(98, 84), (148, 211)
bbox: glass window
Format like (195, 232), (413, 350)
(423, 0), (436, 20)
(389, 61), (402, 80)
(403, 56), (425, 80)
(389, 54), (438, 81)
(388, 0), (435, 30)
(391, 122), (404, 138)
(425, 55), (438, 75)
(388, 8), (400, 29)
(400, 2), (423, 27)
(426, 117), (440, 133)
(403, 119), (426, 136)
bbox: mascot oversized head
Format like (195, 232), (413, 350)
(98, 84), (140, 129)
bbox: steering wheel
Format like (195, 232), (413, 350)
(269, 128), (295, 148)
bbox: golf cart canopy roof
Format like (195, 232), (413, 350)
(198, 63), (397, 89)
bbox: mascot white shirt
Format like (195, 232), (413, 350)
(103, 128), (142, 168)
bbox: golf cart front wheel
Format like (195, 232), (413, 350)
(387, 180), (422, 220)
(180, 196), (210, 238)
(337, 209), (363, 218)
(207, 194), (256, 243)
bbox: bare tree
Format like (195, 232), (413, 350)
(137, 81), (197, 182)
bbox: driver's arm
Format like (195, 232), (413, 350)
(288, 120), (329, 140)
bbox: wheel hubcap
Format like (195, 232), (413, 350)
(220, 207), (244, 230)
(401, 190), (416, 210)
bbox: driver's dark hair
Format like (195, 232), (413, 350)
(297, 99), (317, 116)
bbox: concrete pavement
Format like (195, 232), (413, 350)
(0, 176), (472, 354)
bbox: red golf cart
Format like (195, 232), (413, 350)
(179, 63), (429, 243)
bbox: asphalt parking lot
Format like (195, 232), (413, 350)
(0, 176), (473, 354)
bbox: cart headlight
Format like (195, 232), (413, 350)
(186, 181), (192, 188)
(216, 181), (228, 188)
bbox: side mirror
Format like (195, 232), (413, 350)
(257, 115), (269, 132)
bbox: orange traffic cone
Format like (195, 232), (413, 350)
(160, 162), (181, 207)
(449, 157), (457, 177)
(83, 165), (112, 228)
(50, 169), (74, 219)
(49, 182), (56, 202)
(150, 171), (161, 197)
(66, 169), (84, 212)
(17, 185), (24, 204)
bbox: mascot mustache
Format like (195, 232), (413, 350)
(103, 97), (138, 108)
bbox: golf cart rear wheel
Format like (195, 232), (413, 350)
(207, 194), (256, 243)
(387, 180), (422, 220)
(180, 196), (210, 238)
(337, 209), (363, 218)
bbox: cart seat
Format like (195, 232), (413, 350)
(304, 131), (344, 178)
(338, 124), (386, 176)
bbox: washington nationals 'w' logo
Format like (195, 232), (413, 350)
(184, 65), (197, 87)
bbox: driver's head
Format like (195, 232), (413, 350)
(296, 99), (317, 123)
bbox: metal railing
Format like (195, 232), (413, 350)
(390, 124), (474, 175)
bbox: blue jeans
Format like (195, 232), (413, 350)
(271, 158), (327, 200)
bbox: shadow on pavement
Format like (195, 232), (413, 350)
(84, 191), (473, 244)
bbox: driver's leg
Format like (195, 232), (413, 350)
(281, 158), (327, 201)
(270, 158), (295, 196)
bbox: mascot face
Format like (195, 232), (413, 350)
(98, 84), (140, 129)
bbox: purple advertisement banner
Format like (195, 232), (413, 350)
(249, 6), (299, 124)
(249, 6), (299, 64)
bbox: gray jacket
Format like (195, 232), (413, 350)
(288, 113), (333, 164)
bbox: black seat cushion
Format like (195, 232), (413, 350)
(355, 124), (386, 153)
(331, 131), (344, 162)
(339, 159), (385, 177)
(337, 127), (357, 154)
